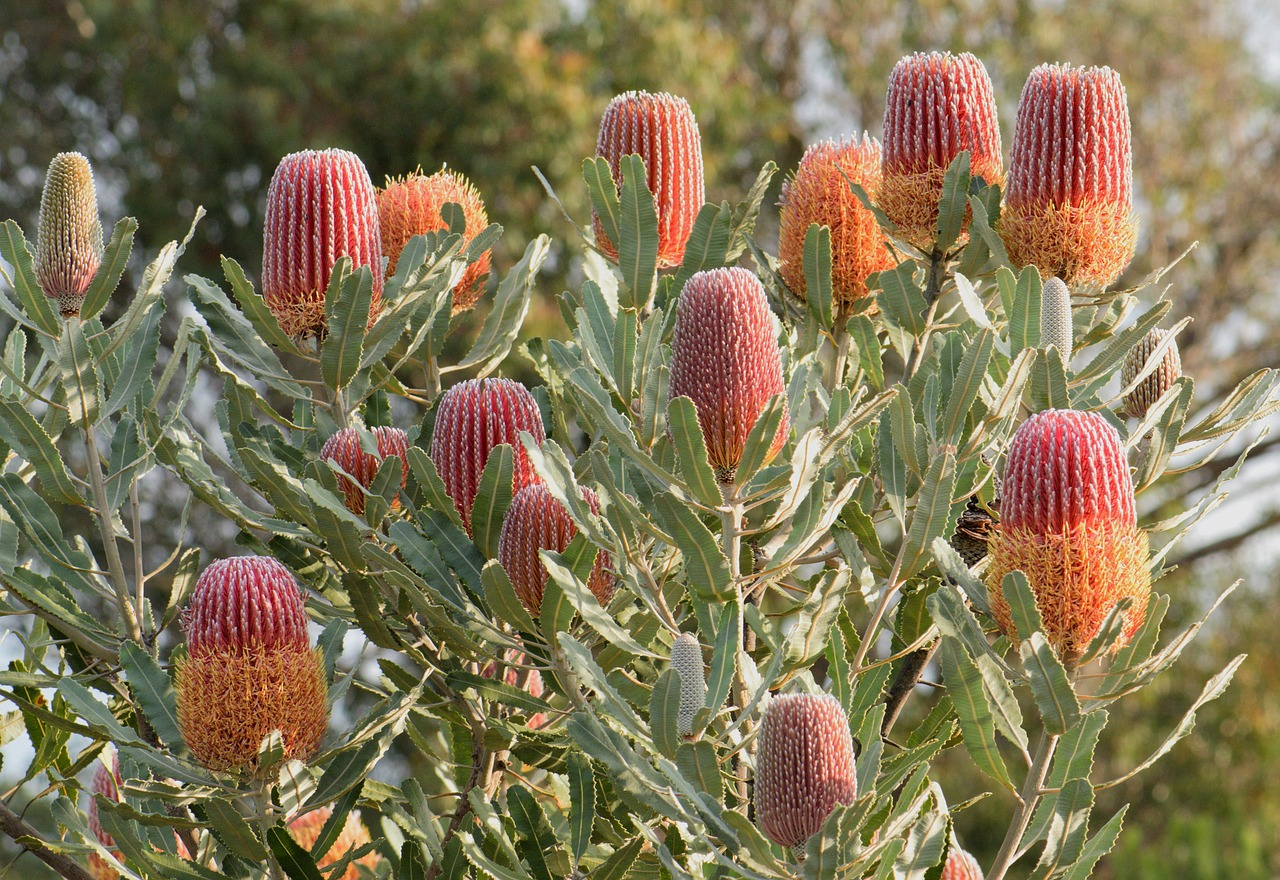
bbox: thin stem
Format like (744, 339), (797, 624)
(825, 311), (852, 396)
(852, 548), (906, 670)
(83, 423), (142, 645)
(424, 355), (442, 400)
(720, 485), (751, 813)
(129, 476), (146, 640)
(257, 780), (283, 880)
(0, 798), (96, 880)
(986, 731), (1060, 880)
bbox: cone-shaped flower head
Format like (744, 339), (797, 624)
(986, 410), (1150, 660)
(176, 557), (328, 776)
(755, 693), (857, 848)
(1040, 276), (1074, 367)
(594, 90), (705, 268)
(880, 52), (1003, 250)
(949, 496), (999, 567)
(320, 426), (410, 515)
(86, 753), (122, 880)
(668, 268), (789, 483)
(378, 169), (492, 312)
(288, 807), (382, 880)
(498, 483), (613, 616)
(778, 135), (898, 307)
(262, 149), (384, 339)
(1001, 64), (1137, 287)
(942, 846), (984, 880)
(429, 377), (545, 535)
(1121, 327), (1183, 419)
(669, 633), (706, 737)
(35, 151), (103, 318)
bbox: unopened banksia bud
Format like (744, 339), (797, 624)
(668, 268), (789, 483)
(320, 426), (410, 515)
(755, 693), (857, 848)
(262, 149), (384, 339)
(176, 557), (328, 776)
(1121, 327), (1183, 419)
(288, 807), (382, 880)
(86, 754), (122, 880)
(778, 135), (897, 308)
(880, 52), (1003, 251)
(1001, 64), (1138, 288)
(669, 632), (706, 737)
(430, 378), (545, 535)
(35, 152), (103, 318)
(1040, 276), (1073, 366)
(986, 410), (1150, 660)
(942, 846), (984, 880)
(594, 90), (705, 268)
(378, 169), (492, 311)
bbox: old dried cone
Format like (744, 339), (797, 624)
(35, 151), (103, 318)
(320, 426), (410, 515)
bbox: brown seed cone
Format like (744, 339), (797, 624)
(942, 846), (985, 880)
(1121, 327), (1183, 419)
(949, 497), (999, 567)
(35, 152), (103, 318)
(288, 806), (382, 880)
(320, 426), (410, 515)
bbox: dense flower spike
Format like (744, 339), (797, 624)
(378, 169), (492, 311)
(755, 693), (857, 848)
(880, 52), (1003, 250)
(320, 426), (410, 515)
(497, 483), (613, 616)
(429, 377), (545, 535)
(86, 754), (122, 880)
(1040, 276), (1074, 366)
(1001, 64), (1138, 287)
(1121, 327), (1183, 419)
(288, 807), (381, 880)
(668, 268), (789, 482)
(262, 148), (384, 339)
(778, 135), (897, 307)
(594, 90), (705, 268)
(942, 846), (985, 880)
(949, 496), (999, 567)
(669, 632), (706, 737)
(176, 557), (328, 775)
(35, 152), (103, 318)
(986, 410), (1150, 659)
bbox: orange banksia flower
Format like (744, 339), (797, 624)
(942, 845), (984, 880)
(986, 409), (1150, 661)
(497, 483), (613, 616)
(1121, 327), (1183, 419)
(669, 632), (706, 737)
(429, 378), (545, 535)
(594, 90), (705, 268)
(86, 754), (122, 880)
(321, 426), (410, 515)
(378, 169), (492, 311)
(288, 807), (382, 880)
(1001, 64), (1138, 287)
(35, 151), (103, 318)
(755, 693), (857, 848)
(668, 268), (789, 483)
(880, 52), (1003, 251)
(262, 149), (384, 339)
(176, 557), (328, 776)
(778, 135), (897, 307)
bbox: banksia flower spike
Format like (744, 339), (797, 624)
(35, 151), (103, 318)
(777, 135), (898, 308)
(321, 426), (410, 515)
(497, 483), (614, 616)
(1040, 276), (1074, 367)
(986, 410), (1150, 661)
(669, 632), (706, 737)
(430, 377), (545, 535)
(1121, 327), (1183, 419)
(86, 754), (122, 880)
(880, 52), (1003, 251)
(288, 807), (382, 880)
(755, 693), (857, 848)
(262, 148), (384, 340)
(378, 169), (492, 311)
(176, 557), (328, 776)
(942, 846), (985, 880)
(668, 268), (789, 483)
(594, 90), (705, 268)
(1001, 64), (1138, 287)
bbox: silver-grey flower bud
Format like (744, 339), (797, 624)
(1040, 276), (1072, 367)
(670, 632), (706, 737)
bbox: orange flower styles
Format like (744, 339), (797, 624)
(287, 807), (382, 879)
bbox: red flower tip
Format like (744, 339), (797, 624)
(321, 426), (410, 515)
(181, 557), (310, 656)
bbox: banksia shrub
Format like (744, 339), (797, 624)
(378, 169), (492, 311)
(755, 693), (857, 848)
(669, 632), (706, 737)
(986, 409), (1150, 660)
(430, 377), (545, 535)
(668, 268), (789, 483)
(86, 754), (122, 880)
(497, 483), (613, 616)
(35, 151), (103, 318)
(777, 135), (897, 308)
(262, 148), (384, 339)
(288, 807), (381, 880)
(1040, 276), (1074, 366)
(1121, 327), (1183, 419)
(880, 52), (1003, 251)
(1001, 64), (1138, 287)
(176, 557), (328, 776)
(594, 90), (705, 268)
(320, 426), (410, 515)
(942, 846), (984, 880)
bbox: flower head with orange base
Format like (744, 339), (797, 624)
(35, 152), (103, 318)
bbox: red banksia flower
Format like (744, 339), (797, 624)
(86, 754), (122, 880)
(986, 410), (1150, 660)
(498, 483), (613, 616)
(262, 149), (384, 339)
(35, 151), (103, 318)
(288, 807), (381, 880)
(755, 693), (857, 848)
(594, 90), (705, 268)
(176, 557), (328, 776)
(880, 52), (1003, 251)
(429, 378), (545, 535)
(668, 268), (789, 483)
(321, 426), (410, 515)
(778, 135), (897, 308)
(942, 846), (984, 880)
(1121, 327), (1183, 419)
(378, 169), (492, 311)
(1001, 64), (1138, 287)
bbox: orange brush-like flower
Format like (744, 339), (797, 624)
(320, 426), (410, 515)
(287, 807), (382, 880)
(35, 152), (103, 318)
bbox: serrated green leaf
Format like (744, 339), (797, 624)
(103, 296), (163, 419)
(482, 559), (537, 633)
(1021, 632), (1081, 735)
(649, 668), (682, 759)
(666, 395), (723, 507)
(202, 797), (270, 861)
(320, 262), (372, 391)
(584, 157), (622, 255)
(674, 203), (732, 288)
(900, 451), (957, 580)
(802, 223), (834, 328)
(567, 751), (595, 866)
(935, 152), (971, 254)
(470, 443), (515, 559)
(735, 393), (787, 488)
(0, 400), (81, 505)
(942, 328), (993, 442)
(306, 740), (381, 809)
(80, 216), (138, 321)
(222, 256), (303, 354)
(1003, 570), (1043, 641)
(725, 161), (777, 262)
(705, 602), (738, 719)
(848, 314), (884, 391)
(268, 825), (325, 880)
(675, 740), (722, 800)
(400, 839), (429, 880)
(60, 318), (100, 426)
(455, 235), (548, 376)
(652, 493), (731, 601)
(1028, 348), (1069, 411)
(876, 262), (927, 337)
(617, 154), (659, 309)
(1009, 266), (1042, 356)
(508, 786), (558, 880)
(57, 679), (144, 744)
(119, 641), (182, 750)
(591, 837), (643, 880)
(185, 273), (306, 397)
(1060, 806), (1127, 880)
(937, 638), (1014, 791)
(0, 219), (60, 337)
